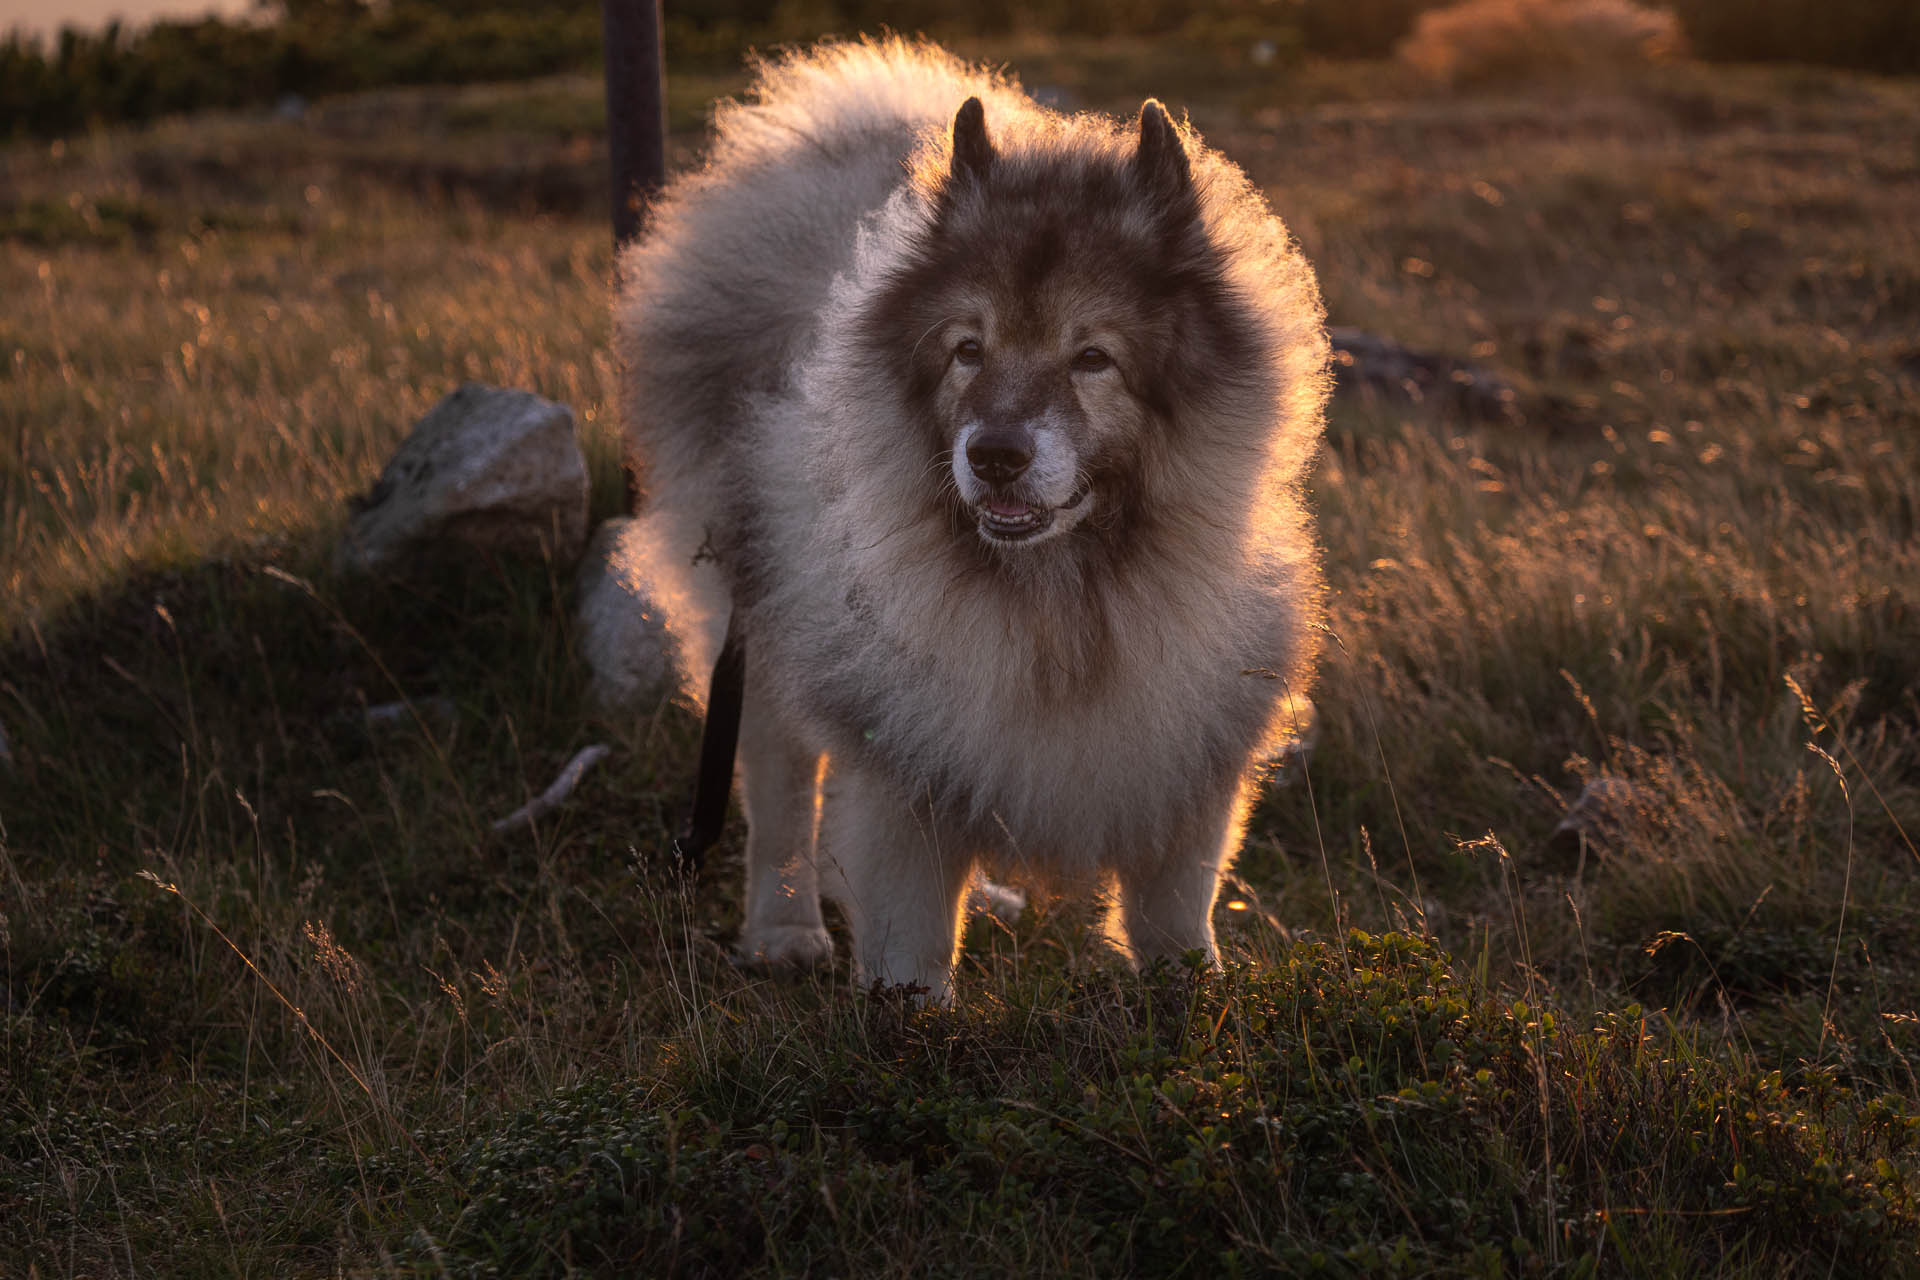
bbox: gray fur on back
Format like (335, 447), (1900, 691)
(615, 43), (1024, 496)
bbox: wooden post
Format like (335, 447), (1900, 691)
(601, 4), (740, 871)
(603, 0), (665, 512)
(602, 0), (666, 249)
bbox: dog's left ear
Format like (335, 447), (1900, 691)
(1132, 100), (1191, 205)
(951, 96), (994, 183)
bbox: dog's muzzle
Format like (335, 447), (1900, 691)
(972, 476), (1091, 544)
(954, 421), (1089, 546)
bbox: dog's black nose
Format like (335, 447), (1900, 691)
(966, 430), (1033, 485)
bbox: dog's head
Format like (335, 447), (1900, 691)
(858, 95), (1263, 555)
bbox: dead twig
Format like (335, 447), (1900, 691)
(492, 743), (613, 834)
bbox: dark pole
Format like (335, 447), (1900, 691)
(604, 0), (665, 513)
(602, 0), (666, 249)
(603, 1), (737, 874)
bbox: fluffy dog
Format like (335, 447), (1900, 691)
(613, 39), (1328, 1002)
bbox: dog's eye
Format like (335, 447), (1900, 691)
(1071, 346), (1112, 373)
(953, 338), (983, 366)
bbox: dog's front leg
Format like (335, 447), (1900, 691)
(819, 766), (973, 1005)
(734, 686), (834, 972)
(1114, 778), (1257, 969)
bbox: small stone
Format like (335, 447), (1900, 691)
(967, 877), (1027, 924)
(363, 696), (456, 732)
(1263, 695), (1320, 791)
(335, 382), (588, 574)
(1329, 326), (1523, 424)
(1551, 776), (1642, 852)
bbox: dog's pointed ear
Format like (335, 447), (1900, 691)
(951, 96), (994, 183)
(1132, 99), (1191, 204)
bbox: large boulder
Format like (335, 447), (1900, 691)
(574, 515), (676, 713)
(336, 383), (589, 573)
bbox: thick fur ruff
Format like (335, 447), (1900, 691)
(613, 39), (1329, 1001)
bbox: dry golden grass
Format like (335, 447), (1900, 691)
(1, 115), (627, 634)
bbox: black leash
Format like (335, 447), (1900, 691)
(670, 615), (745, 875)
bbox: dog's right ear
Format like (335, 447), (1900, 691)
(951, 97), (994, 183)
(1133, 99), (1191, 205)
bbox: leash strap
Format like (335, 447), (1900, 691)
(671, 615), (745, 875)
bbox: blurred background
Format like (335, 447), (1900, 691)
(5, 1), (1919, 1273)
(2, 0), (1915, 137)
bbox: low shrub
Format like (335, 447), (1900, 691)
(1397, 0), (1686, 87)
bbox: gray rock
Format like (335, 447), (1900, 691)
(575, 515), (675, 712)
(363, 696), (457, 733)
(1330, 326), (1523, 424)
(335, 383), (589, 573)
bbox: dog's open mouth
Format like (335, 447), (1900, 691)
(978, 497), (1050, 541)
(974, 479), (1090, 544)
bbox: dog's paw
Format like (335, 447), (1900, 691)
(735, 924), (834, 973)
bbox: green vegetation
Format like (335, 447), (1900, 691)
(426, 940), (1917, 1275)
(4, 43), (1919, 1276)
(0, 7), (607, 139)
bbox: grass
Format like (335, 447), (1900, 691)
(3, 39), (1919, 1275)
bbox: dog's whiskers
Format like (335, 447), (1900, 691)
(908, 314), (965, 366)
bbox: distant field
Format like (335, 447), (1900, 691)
(3, 44), (1918, 1275)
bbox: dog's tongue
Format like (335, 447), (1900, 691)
(987, 498), (1032, 518)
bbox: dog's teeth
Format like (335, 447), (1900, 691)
(978, 502), (1050, 541)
